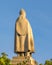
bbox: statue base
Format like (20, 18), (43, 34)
(11, 56), (37, 65)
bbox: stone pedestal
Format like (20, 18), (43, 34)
(11, 56), (37, 65)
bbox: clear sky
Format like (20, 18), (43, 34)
(0, 0), (52, 64)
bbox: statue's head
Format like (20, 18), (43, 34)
(19, 9), (26, 17)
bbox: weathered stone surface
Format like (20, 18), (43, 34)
(14, 9), (35, 56)
(11, 56), (37, 65)
(11, 9), (37, 65)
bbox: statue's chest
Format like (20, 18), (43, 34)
(16, 20), (28, 35)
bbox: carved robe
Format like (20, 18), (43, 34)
(14, 15), (34, 53)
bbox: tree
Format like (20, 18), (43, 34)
(0, 52), (11, 65)
(39, 64), (43, 65)
(44, 59), (52, 65)
(39, 59), (52, 65)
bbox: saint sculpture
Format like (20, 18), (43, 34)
(14, 9), (35, 56)
(11, 9), (37, 65)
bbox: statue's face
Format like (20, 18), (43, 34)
(19, 9), (26, 17)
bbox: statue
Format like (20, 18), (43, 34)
(11, 9), (37, 65)
(14, 9), (35, 56)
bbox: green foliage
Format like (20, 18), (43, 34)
(39, 59), (52, 65)
(39, 64), (43, 65)
(0, 52), (11, 65)
(44, 59), (52, 65)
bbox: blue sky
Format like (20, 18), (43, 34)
(0, 0), (52, 64)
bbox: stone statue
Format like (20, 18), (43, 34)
(11, 9), (37, 65)
(14, 9), (35, 56)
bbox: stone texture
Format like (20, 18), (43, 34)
(11, 9), (37, 65)
(11, 56), (37, 65)
(14, 9), (35, 55)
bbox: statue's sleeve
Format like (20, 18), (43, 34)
(28, 22), (35, 52)
(28, 22), (34, 43)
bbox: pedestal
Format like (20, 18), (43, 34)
(11, 56), (37, 65)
